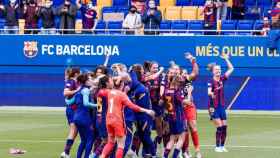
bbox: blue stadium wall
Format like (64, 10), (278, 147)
(0, 35), (279, 110)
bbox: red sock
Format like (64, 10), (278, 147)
(101, 141), (115, 157)
(191, 131), (200, 150)
(182, 132), (189, 152)
(116, 147), (124, 158)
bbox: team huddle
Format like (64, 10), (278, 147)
(61, 52), (234, 158)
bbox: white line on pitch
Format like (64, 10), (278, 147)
(0, 139), (279, 150)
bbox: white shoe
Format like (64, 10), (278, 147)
(126, 149), (137, 158)
(182, 152), (191, 158)
(60, 152), (70, 158)
(214, 147), (223, 153)
(195, 152), (202, 158)
(221, 146), (228, 152)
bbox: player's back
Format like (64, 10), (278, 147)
(106, 89), (126, 125)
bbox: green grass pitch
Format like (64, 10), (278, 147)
(0, 108), (280, 158)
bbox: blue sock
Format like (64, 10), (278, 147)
(64, 139), (74, 155)
(164, 149), (170, 158)
(216, 127), (223, 147)
(124, 122), (133, 157)
(172, 148), (180, 158)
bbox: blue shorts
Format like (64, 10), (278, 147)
(152, 103), (164, 117)
(210, 106), (227, 120)
(96, 116), (107, 138)
(66, 107), (75, 124)
(168, 106), (186, 135)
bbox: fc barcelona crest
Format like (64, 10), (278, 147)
(23, 41), (38, 58)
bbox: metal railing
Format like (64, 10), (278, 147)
(0, 28), (265, 36)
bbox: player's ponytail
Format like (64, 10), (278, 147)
(98, 75), (109, 89)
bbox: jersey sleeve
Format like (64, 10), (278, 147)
(97, 89), (108, 98)
(122, 93), (142, 112)
(65, 80), (74, 89)
(221, 75), (228, 82)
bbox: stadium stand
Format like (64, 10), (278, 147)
(0, 0), (274, 34)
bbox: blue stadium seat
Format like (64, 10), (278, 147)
(245, 6), (261, 20)
(257, 0), (272, 7)
(117, 7), (129, 16)
(113, 0), (129, 6)
(55, 16), (60, 29)
(261, 6), (272, 17)
(188, 20), (204, 34)
(244, 0), (257, 6)
(0, 19), (5, 29)
(102, 6), (118, 14)
(171, 21), (187, 33)
(237, 20), (254, 35)
(192, 0), (206, 6)
(37, 18), (43, 29)
(76, 10), (82, 19)
(176, 0), (191, 6)
(221, 20), (237, 35)
(108, 21), (122, 34)
(254, 20), (264, 30)
(160, 21), (171, 33)
(95, 21), (106, 34)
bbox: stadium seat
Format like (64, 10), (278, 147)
(171, 20), (187, 33)
(160, 20), (171, 33)
(37, 18), (43, 29)
(244, 0), (256, 6)
(108, 21), (122, 34)
(113, 0), (128, 6)
(254, 20), (264, 30)
(181, 6), (197, 20)
(76, 10), (82, 19)
(97, 0), (112, 7)
(0, 19), (5, 29)
(197, 6), (204, 20)
(160, 0), (176, 7)
(245, 6), (261, 20)
(165, 6), (182, 20)
(95, 21), (106, 34)
(55, 16), (60, 29)
(261, 6), (272, 17)
(192, 0), (206, 6)
(176, 0), (191, 6)
(102, 7), (125, 22)
(237, 20), (254, 35)
(157, 6), (166, 19)
(257, 0), (272, 7)
(188, 20), (204, 34)
(221, 20), (237, 35)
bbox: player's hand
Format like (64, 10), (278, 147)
(209, 107), (215, 113)
(187, 85), (193, 93)
(220, 52), (229, 60)
(146, 109), (155, 118)
(159, 66), (164, 72)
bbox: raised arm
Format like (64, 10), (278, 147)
(144, 67), (164, 81)
(81, 88), (97, 108)
(123, 94), (155, 117)
(185, 53), (199, 81)
(221, 53), (234, 78)
(103, 53), (110, 67)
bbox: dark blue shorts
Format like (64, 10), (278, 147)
(96, 116), (107, 138)
(168, 106), (186, 135)
(152, 103), (164, 117)
(210, 106), (227, 120)
(66, 107), (75, 124)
